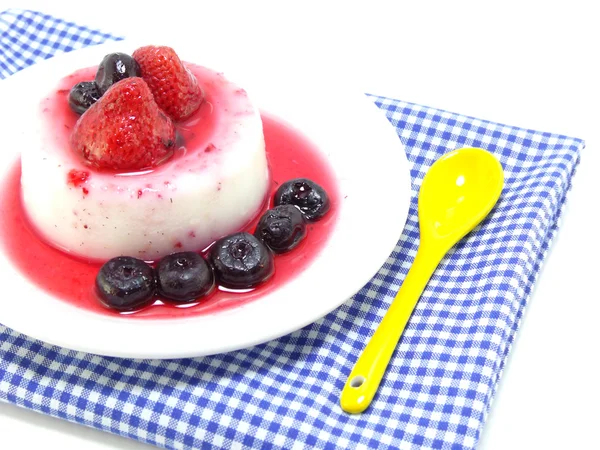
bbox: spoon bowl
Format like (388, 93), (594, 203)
(419, 147), (504, 249)
(340, 147), (504, 414)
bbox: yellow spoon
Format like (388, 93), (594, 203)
(340, 147), (504, 414)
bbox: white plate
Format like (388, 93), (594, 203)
(0, 40), (411, 359)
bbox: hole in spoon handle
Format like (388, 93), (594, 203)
(340, 370), (380, 414)
(349, 375), (366, 388)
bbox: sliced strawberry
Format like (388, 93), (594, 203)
(71, 77), (176, 171)
(132, 46), (203, 121)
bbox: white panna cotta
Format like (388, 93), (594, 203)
(21, 64), (269, 261)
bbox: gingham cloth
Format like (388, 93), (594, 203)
(0, 9), (584, 450)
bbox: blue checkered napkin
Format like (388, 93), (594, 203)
(0, 9), (118, 78)
(0, 8), (584, 450)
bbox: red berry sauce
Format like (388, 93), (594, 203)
(0, 66), (340, 319)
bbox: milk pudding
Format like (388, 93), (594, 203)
(21, 49), (269, 261)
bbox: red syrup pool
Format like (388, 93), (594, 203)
(0, 67), (340, 319)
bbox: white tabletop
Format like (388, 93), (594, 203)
(1, 1), (598, 448)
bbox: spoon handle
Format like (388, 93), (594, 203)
(340, 244), (444, 414)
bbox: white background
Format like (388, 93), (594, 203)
(0, 1), (598, 448)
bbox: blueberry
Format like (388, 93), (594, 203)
(254, 205), (306, 253)
(95, 52), (141, 94)
(157, 252), (214, 303)
(274, 178), (330, 221)
(96, 256), (155, 311)
(208, 232), (274, 289)
(68, 81), (102, 114)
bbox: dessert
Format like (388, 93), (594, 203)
(21, 46), (270, 261)
(0, 44), (339, 317)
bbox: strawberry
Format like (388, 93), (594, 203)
(132, 46), (203, 121)
(71, 77), (176, 171)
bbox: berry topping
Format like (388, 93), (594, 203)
(208, 232), (274, 289)
(132, 45), (203, 121)
(68, 81), (102, 115)
(157, 252), (214, 303)
(96, 256), (155, 311)
(71, 77), (176, 170)
(254, 205), (306, 253)
(95, 52), (141, 94)
(274, 178), (330, 221)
